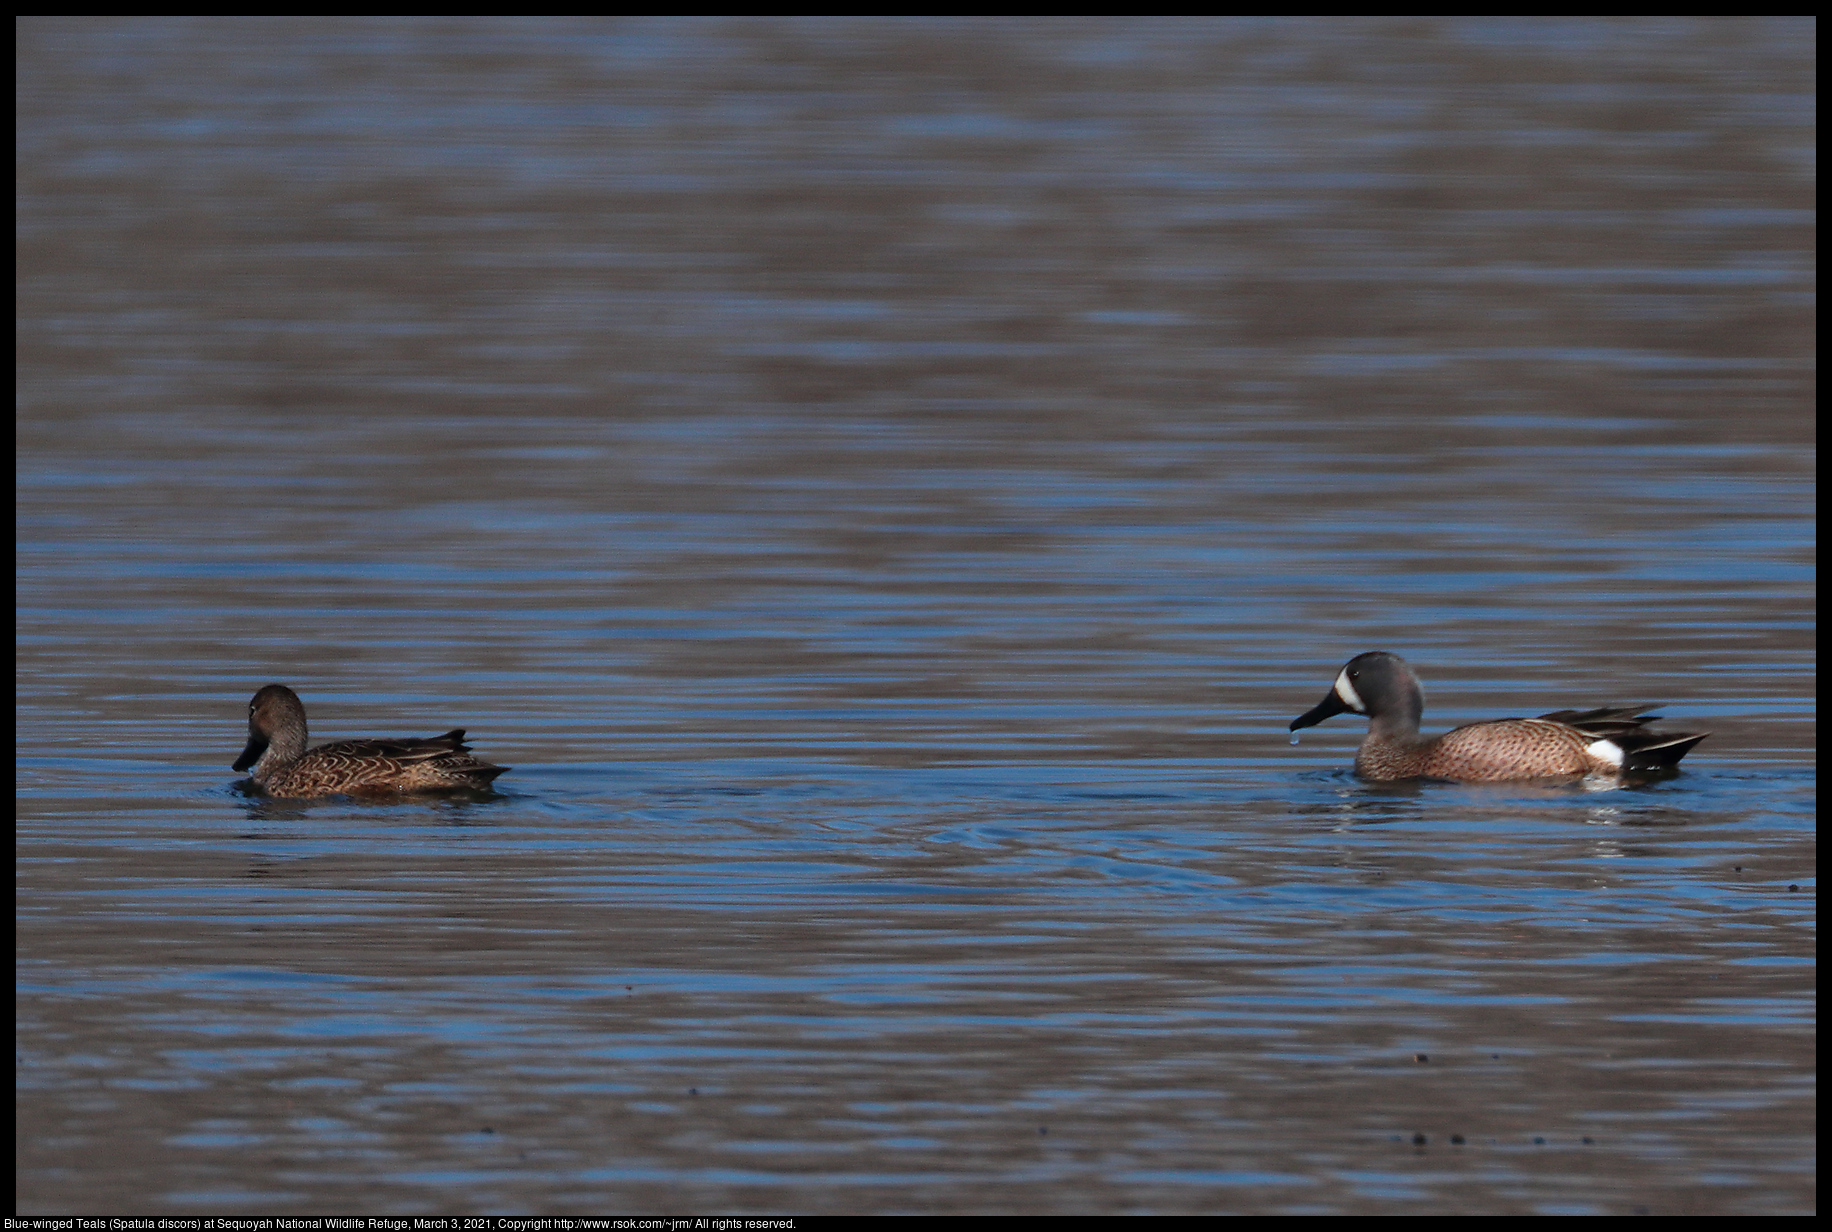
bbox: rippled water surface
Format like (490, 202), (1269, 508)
(17, 17), (1814, 1216)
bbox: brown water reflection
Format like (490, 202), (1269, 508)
(17, 17), (1814, 1217)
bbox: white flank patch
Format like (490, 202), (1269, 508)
(1586, 738), (1625, 767)
(1333, 669), (1366, 712)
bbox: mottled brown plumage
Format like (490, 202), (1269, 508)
(232, 684), (510, 797)
(1290, 652), (1708, 783)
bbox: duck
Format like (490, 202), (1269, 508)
(232, 684), (510, 797)
(1289, 652), (1708, 782)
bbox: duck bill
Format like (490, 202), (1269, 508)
(232, 733), (269, 772)
(1290, 690), (1351, 732)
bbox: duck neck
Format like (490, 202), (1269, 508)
(256, 722), (308, 775)
(1367, 689), (1425, 746)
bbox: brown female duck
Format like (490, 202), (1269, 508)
(232, 684), (510, 797)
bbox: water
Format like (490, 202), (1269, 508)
(16, 17), (1815, 1216)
